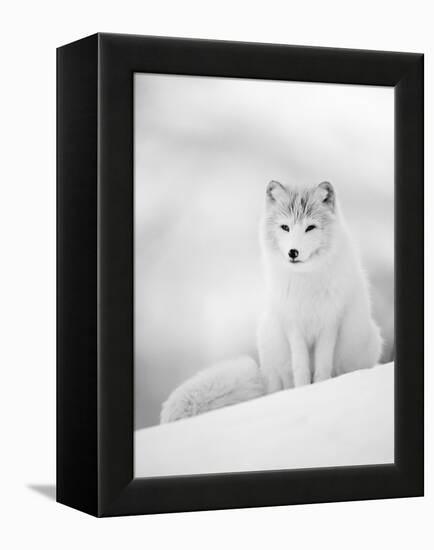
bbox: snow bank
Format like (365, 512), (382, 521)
(134, 363), (394, 478)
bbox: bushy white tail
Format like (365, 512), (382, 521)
(160, 356), (265, 423)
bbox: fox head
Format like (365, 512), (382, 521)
(262, 180), (339, 272)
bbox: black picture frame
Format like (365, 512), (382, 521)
(57, 33), (424, 517)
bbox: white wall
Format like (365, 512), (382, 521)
(1, 1), (431, 549)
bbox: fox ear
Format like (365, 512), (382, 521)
(315, 181), (335, 210)
(266, 180), (288, 203)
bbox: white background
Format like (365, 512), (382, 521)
(0, 1), (431, 548)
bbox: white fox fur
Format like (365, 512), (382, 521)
(160, 180), (382, 423)
(160, 356), (265, 423)
(258, 180), (382, 392)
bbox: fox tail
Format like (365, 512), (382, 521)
(160, 356), (265, 424)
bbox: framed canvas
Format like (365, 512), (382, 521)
(57, 33), (424, 517)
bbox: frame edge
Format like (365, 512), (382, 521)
(56, 33), (100, 517)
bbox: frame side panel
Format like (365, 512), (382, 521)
(56, 34), (99, 516)
(394, 56), (424, 494)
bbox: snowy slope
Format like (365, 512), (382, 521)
(134, 363), (394, 478)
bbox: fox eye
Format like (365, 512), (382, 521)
(280, 224), (290, 232)
(305, 225), (316, 232)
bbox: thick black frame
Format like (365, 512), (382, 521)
(57, 33), (424, 517)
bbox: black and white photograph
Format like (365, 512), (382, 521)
(134, 73), (394, 477)
(1, 0), (429, 541)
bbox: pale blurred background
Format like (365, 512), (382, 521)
(134, 74), (394, 429)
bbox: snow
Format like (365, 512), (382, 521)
(134, 363), (394, 478)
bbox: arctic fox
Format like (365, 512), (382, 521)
(160, 180), (382, 423)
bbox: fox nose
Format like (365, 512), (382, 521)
(288, 249), (299, 260)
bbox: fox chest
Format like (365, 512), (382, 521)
(275, 280), (345, 343)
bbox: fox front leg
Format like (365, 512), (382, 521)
(258, 314), (294, 393)
(288, 329), (311, 387)
(313, 324), (338, 383)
